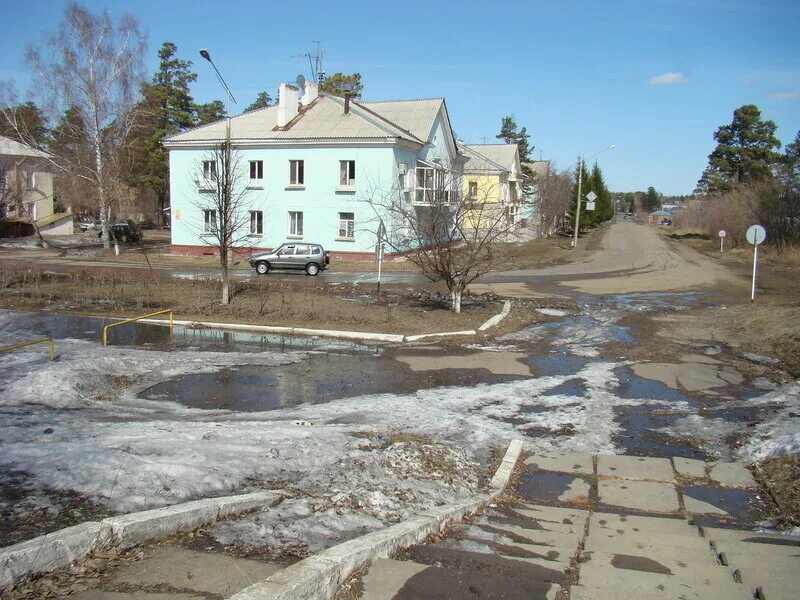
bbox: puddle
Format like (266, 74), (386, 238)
(615, 366), (699, 404)
(517, 470), (593, 507)
(682, 485), (764, 524)
(528, 354), (590, 377)
(613, 404), (706, 459)
(542, 379), (586, 397)
(0, 309), (377, 354)
(608, 291), (706, 311)
(139, 353), (516, 412)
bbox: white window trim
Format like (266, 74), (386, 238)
(249, 210), (264, 236)
(202, 209), (218, 235)
(337, 212), (355, 240)
(338, 160), (356, 191)
(288, 210), (304, 238)
(289, 159), (305, 187)
(248, 160), (264, 188)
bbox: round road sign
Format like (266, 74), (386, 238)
(746, 224), (766, 245)
(719, 230), (727, 238)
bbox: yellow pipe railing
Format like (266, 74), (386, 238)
(0, 337), (56, 361)
(102, 309), (174, 347)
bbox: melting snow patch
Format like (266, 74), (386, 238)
(536, 308), (568, 317)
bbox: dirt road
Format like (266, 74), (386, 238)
(482, 220), (744, 296)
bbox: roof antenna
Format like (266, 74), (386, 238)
(303, 41), (324, 84)
(480, 137), (488, 144)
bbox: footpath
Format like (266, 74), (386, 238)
(355, 452), (798, 600)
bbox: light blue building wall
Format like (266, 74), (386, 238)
(170, 144), (399, 257)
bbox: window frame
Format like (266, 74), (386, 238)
(202, 160), (217, 182)
(289, 160), (305, 186)
(202, 209), (218, 234)
(339, 160), (356, 187)
(338, 211), (355, 240)
(249, 160), (264, 182)
(288, 210), (304, 237)
(249, 210), (263, 235)
(468, 181), (478, 200)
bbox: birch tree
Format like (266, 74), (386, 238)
(189, 141), (253, 305)
(363, 170), (523, 313)
(0, 3), (145, 248)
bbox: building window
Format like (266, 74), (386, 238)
(290, 160), (304, 185)
(202, 160), (217, 182)
(339, 160), (355, 186)
(416, 165), (434, 203)
(509, 181), (518, 202)
(249, 160), (263, 181)
(338, 212), (355, 239)
(203, 209), (217, 233)
(288, 211), (303, 236)
(508, 205), (520, 225)
(468, 181), (478, 199)
(23, 168), (36, 190)
(250, 210), (263, 235)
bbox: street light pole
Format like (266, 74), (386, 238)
(571, 144), (615, 250)
(572, 154), (584, 250)
(199, 49), (237, 142)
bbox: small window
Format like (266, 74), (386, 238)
(289, 211), (303, 236)
(468, 181), (478, 199)
(202, 161), (217, 181)
(311, 246), (321, 255)
(203, 209), (217, 233)
(338, 212), (355, 239)
(290, 160), (304, 185)
(295, 244), (310, 255)
(249, 160), (263, 181)
(339, 160), (356, 186)
(249, 210), (263, 235)
(23, 168), (36, 190)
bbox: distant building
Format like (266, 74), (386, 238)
(0, 135), (72, 236)
(461, 144), (526, 232)
(648, 209), (673, 224)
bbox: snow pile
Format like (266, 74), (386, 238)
(737, 382), (800, 462)
(536, 308), (569, 317)
(212, 438), (480, 554)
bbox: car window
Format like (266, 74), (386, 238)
(295, 244), (310, 255)
(311, 246), (321, 255)
(279, 245), (294, 255)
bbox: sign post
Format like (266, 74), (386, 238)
(718, 229), (726, 253)
(745, 224), (766, 302)
(585, 191), (597, 212)
(375, 221), (386, 298)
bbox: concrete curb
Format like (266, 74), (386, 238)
(104, 300), (512, 345)
(227, 439), (525, 600)
(0, 490), (283, 590)
(479, 300), (512, 331)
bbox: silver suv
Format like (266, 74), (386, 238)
(249, 243), (330, 276)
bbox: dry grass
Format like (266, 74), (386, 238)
(757, 456), (800, 526)
(0, 267), (504, 335)
(671, 233), (800, 271)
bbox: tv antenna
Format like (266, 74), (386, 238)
(303, 41), (324, 84)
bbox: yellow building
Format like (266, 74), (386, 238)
(461, 144), (525, 231)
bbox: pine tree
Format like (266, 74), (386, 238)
(245, 91), (274, 112)
(0, 101), (49, 146)
(320, 73), (363, 98)
(194, 100), (227, 125)
(698, 104), (782, 192)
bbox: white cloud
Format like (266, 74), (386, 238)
(772, 89), (800, 100)
(648, 72), (688, 86)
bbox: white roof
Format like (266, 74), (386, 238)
(0, 135), (49, 159)
(164, 95), (445, 146)
(465, 144), (519, 172)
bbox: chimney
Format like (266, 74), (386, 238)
(344, 94), (351, 115)
(277, 83), (299, 127)
(301, 80), (318, 106)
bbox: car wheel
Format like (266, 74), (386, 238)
(255, 261), (270, 275)
(305, 263), (320, 276)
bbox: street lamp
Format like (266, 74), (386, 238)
(572, 144), (615, 250)
(198, 48), (237, 139)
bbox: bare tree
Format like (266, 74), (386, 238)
(0, 3), (145, 248)
(362, 170), (525, 313)
(536, 167), (574, 237)
(188, 141), (253, 305)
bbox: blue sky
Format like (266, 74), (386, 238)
(2, 0), (799, 195)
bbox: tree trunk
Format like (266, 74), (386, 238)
(93, 118), (110, 250)
(220, 252), (230, 305)
(451, 288), (463, 313)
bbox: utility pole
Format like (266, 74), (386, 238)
(572, 155), (584, 249)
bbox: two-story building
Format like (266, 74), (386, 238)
(164, 81), (466, 259)
(461, 144), (526, 232)
(0, 135), (72, 236)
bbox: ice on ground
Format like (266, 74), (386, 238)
(536, 308), (568, 317)
(738, 382), (800, 462)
